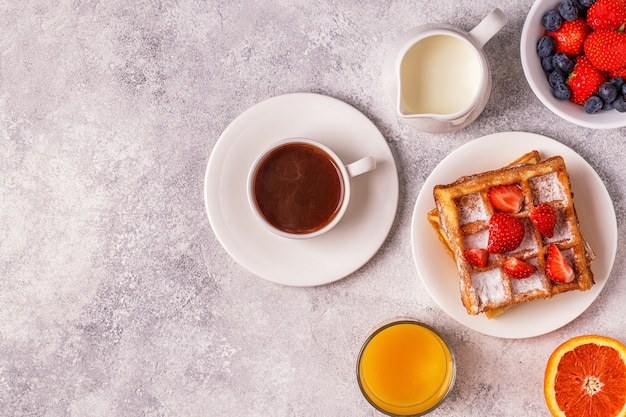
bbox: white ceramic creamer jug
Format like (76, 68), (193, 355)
(383, 8), (507, 134)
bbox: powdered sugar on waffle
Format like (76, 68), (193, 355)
(509, 258), (546, 296)
(529, 172), (565, 204)
(472, 269), (507, 306)
(546, 209), (573, 244)
(456, 192), (489, 225)
(515, 218), (539, 253)
(463, 229), (488, 250)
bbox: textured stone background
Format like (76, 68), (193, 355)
(1, 1), (626, 416)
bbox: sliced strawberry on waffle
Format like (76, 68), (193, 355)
(488, 213), (525, 254)
(503, 257), (537, 279)
(463, 248), (489, 267)
(488, 184), (524, 213)
(546, 243), (575, 283)
(530, 203), (557, 238)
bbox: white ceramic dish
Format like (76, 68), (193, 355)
(205, 93), (399, 287)
(411, 132), (617, 338)
(381, 8), (507, 133)
(520, 0), (626, 129)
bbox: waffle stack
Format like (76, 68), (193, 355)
(430, 151), (594, 317)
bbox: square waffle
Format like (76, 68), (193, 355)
(431, 152), (594, 317)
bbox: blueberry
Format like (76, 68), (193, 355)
(542, 56), (556, 72)
(549, 70), (567, 88)
(623, 84), (626, 96)
(599, 82), (618, 103)
(542, 10), (562, 31)
(553, 53), (574, 73)
(584, 95), (603, 113)
(614, 96), (626, 112)
(553, 83), (572, 100)
(572, 0), (588, 14)
(602, 100), (614, 111)
(610, 77), (625, 92)
(579, 0), (596, 7)
(537, 36), (556, 58)
(559, 0), (579, 21)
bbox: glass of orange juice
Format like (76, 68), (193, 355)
(356, 319), (456, 416)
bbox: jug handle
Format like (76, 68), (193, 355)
(468, 8), (508, 48)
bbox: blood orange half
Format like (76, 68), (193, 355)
(544, 335), (626, 417)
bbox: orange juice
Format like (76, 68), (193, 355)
(357, 320), (455, 416)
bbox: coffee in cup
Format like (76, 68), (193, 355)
(247, 138), (376, 239)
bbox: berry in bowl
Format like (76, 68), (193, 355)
(521, 0), (626, 129)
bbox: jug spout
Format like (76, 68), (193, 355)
(398, 107), (476, 133)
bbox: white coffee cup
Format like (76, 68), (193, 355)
(247, 138), (376, 239)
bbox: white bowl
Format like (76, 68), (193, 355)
(520, 0), (626, 129)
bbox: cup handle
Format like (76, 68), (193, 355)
(345, 156), (377, 178)
(468, 8), (508, 48)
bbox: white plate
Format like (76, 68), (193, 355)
(411, 132), (617, 338)
(205, 93), (399, 286)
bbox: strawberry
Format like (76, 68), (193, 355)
(587, 0), (626, 31)
(546, 17), (591, 57)
(567, 55), (609, 104)
(530, 203), (557, 238)
(546, 243), (575, 283)
(609, 65), (626, 78)
(503, 257), (536, 279)
(488, 184), (524, 213)
(487, 213), (525, 254)
(463, 248), (489, 267)
(584, 30), (626, 72)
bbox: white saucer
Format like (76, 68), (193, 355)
(205, 93), (399, 286)
(411, 132), (617, 339)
